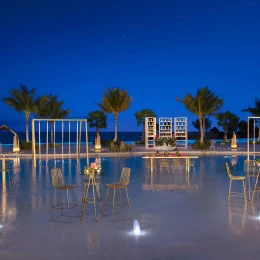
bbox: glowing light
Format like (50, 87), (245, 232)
(133, 220), (141, 235)
(0, 225), (3, 228)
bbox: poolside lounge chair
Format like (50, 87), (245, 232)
(103, 167), (132, 221)
(50, 168), (80, 223)
(226, 163), (247, 204)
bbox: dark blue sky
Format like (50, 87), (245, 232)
(1, 0), (260, 132)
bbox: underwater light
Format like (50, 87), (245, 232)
(133, 220), (141, 235)
(0, 224), (3, 228)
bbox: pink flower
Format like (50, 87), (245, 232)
(91, 162), (96, 169)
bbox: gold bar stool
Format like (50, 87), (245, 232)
(160, 160), (170, 174)
(50, 168), (80, 223)
(81, 172), (102, 222)
(226, 163), (247, 204)
(103, 167), (132, 222)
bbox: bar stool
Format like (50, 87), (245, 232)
(103, 167), (132, 222)
(81, 171), (102, 222)
(226, 163), (247, 204)
(50, 168), (80, 223)
(160, 160), (170, 173)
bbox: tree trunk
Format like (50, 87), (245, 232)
(224, 128), (227, 142)
(258, 119), (260, 142)
(50, 123), (54, 144)
(96, 126), (99, 138)
(114, 114), (118, 142)
(142, 124), (145, 141)
(203, 117), (206, 140)
(51, 125), (53, 145)
(199, 116), (204, 144)
(25, 113), (29, 143)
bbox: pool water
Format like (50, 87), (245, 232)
(1, 155), (260, 260)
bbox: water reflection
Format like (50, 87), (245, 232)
(1, 181), (17, 224)
(227, 201), (247, 235)
(142, 166), (199, 192)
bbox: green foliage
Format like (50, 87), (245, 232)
(136, 140), (145, 145)
(155, 137), (176, 147)
(2, 85), (37, 115)
(216, 111), (240, 132)
(250, 140), (260, 144)
(134, 109), (156, 126)
(192, 139), (212, 150)
(177, 86), (223, 143)
(2, 84), (38, 142)
(96, 87), (132, 141)
(87, 110), (107, 135)
(42, 143), (61, 148)
(108, 141), (133, 152)
(35, 94), (70, 119)
(101, 140), (113, 147)
(192, 117), (212, 132)
(20, 140), (33, 150)
(20, 141), (60, 150)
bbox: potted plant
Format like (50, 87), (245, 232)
(155, 137), (176, 150)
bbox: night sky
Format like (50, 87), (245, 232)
(1, 0), (260, 132)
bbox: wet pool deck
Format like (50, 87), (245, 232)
(1, 142), (260, 159)
(1, 144), (260, 259)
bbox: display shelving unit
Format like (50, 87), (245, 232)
(145, 117), (156, 149)
(159, 117), (172, 138)
(174, 117), (188, 148)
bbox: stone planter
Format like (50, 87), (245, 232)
(155, 144), (176, 151)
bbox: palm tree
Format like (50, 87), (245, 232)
(216, 111), (239, 142)
(2, 84), (37, 142)
(242, 98), (260, 141)
(199, 87), (223, 135)
(35, 94), (70, 144)
(177, 86), (223, 144)
(134, 109), (156, 141)
(87, 110), (107, 137)
(96, 87), (132, 142)
(192, 118), (212, 132)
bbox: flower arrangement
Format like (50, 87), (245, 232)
(83, 162), (101, 175)
(164, 151), (169, 157)
(155, 137), (176, 147)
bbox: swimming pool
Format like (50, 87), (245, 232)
(1, 155), (260, 260)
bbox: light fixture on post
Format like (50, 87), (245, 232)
(95, 133), (101, 152)
(13, 134), (20, 153)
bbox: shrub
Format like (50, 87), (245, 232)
(20, 140), (33, 150)
(155, 137), (176, 147)
(136, 140), (145, 145)
(108, 141), (132, 152)
(192, 139), (211, 150)
(42, 143), (60, 148)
